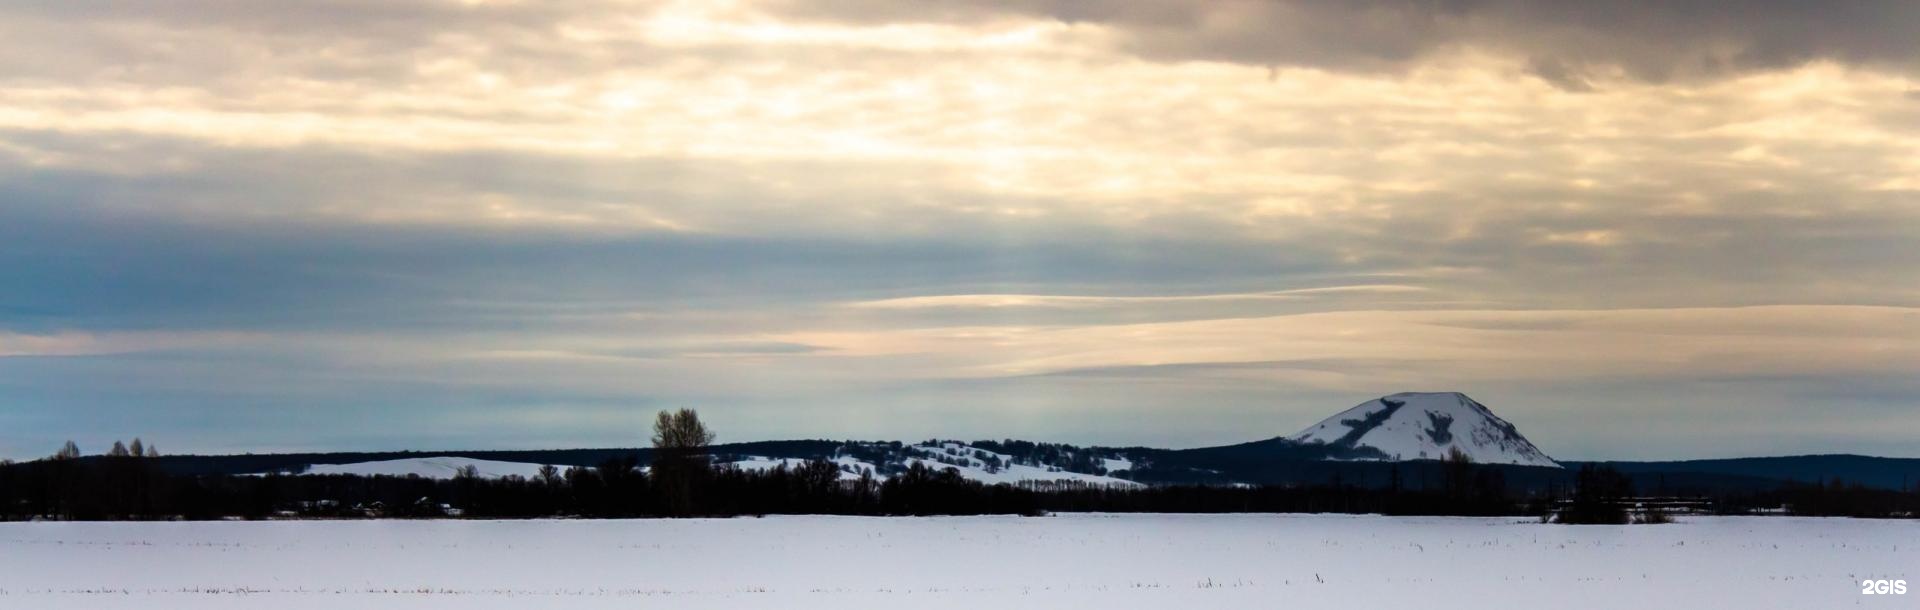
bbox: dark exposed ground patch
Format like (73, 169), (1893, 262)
(1424, 411), (1454, 445)
(1332, 397), (1404, 449)
(1464, 396), (1527, 443)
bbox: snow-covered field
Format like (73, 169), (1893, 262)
(1, 514), (1911, 609)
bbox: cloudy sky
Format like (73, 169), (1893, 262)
(2, 0), (1917, 460)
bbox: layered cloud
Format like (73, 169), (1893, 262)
(769, 0), (1920, 86)
(0, 0), (1915, 458)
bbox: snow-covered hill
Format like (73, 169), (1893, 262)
(1291, 392), (1560, 468)
(258, 442), (1140, 487)
(296, 456), (551, 479)
(727, 441), (1140, 488)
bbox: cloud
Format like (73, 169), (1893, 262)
(773, 305), (1920, 383)
(0, 1), (1916, 458)
(766, 0), (1920, 85)
(846, 285), (1427, 310)
(0, 330), (264, 358)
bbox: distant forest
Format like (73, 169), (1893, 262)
(4, 411), (1917, 521)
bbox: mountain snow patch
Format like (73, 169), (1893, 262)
(1291, 392), (1560, 468)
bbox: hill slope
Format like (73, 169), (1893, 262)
(1291, 392), (1560, 467)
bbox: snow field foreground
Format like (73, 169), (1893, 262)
(1, 514), (1913, 609)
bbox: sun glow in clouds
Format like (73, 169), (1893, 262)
(0, 0), (1916, 457)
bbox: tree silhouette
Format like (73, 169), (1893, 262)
(1558, 464), (1632, 524)
(652, 409), (716, 516)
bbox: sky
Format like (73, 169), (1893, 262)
(1, 0), (1917, 460)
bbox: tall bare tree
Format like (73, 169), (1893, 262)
(651, 409), (716, 516)
(652, 409), (716, 451)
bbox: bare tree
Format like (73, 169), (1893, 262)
(652, 409), (716, 451)
(108, 441), (130, 457)
(53, 440), (81, 460)
(538, 464), (561, 487)
(144, 444), (160, 458)
(129, 438), (145, 458)
(652, 409), (717, 516)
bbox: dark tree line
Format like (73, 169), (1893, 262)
(0, 436), (1530, 520)
(1553, 463), (1640, 524)
(0, 439), (171, 520)
(6, 457), (1914, 522)
(1714, 477), (1920, 518)
(5, 419), (1915, 521)
(0, 413), (1044, 520)
(967, 440), (1111, 475)
(0, 451), (1049, 520)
